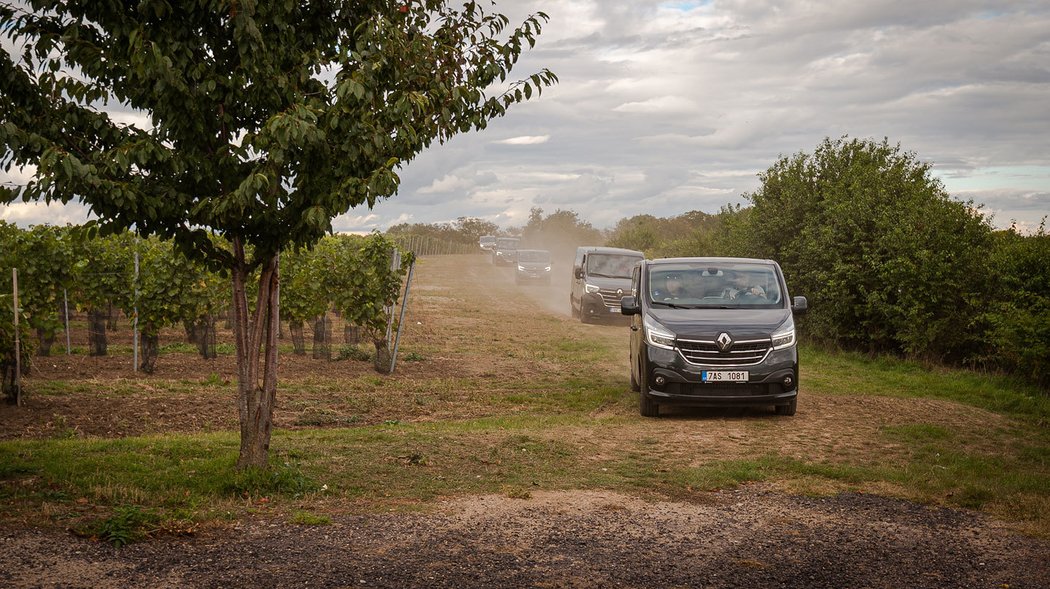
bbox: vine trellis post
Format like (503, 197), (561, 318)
(12, 268), (22, 406)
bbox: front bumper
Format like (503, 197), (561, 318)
(643, 344), (798, 407)
(517, 269), (551, 282)
(582, 293), (624, 319)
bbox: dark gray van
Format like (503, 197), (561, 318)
(570, 246), (644, 323)
(492, 237), (520, 265)
(515, 249), (552, 284)
(620, 257), (808, 417)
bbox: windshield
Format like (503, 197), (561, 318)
(517, 250), (550, 263)
(586, 254), (641, 279)
(648, 262), (783, 307)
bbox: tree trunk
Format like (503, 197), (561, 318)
(183, 319), (197, 344)
(289, 321), (306, 355)
(312, 314), (331, 360)
(201, 315), (217, 359)
(88, 308), (108, 356)
(139, 332), (159, 374)
(2, 360), (16, 404)
(106, 303), (119, 331)
(36, 326), (54, 357)
(187, 315), (217, 359)
(344, 324), (361, 345)
(373, 338), (392, 374)
(232, 239), (280, 470)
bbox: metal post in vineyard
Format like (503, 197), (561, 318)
(12, 268), (22, 406)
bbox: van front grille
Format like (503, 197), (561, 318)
(598, 289), (627, 307)
(676, 337), (770, 366)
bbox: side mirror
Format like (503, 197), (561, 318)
(620, 296), (640, 315)
(792, 296), (808, 314)
(574, 267), (584, 279)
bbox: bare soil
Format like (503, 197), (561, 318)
(1, 254), (1048, 588)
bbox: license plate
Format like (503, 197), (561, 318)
(609, 306), (620, 313)
(702, 371), (749, 382)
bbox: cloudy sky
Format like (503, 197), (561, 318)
(3, 0), (1049, 233)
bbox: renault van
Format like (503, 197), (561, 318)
(570, 246), (644, 323)
(620, 257), (808, 417)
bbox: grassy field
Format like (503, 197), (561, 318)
(1, 254), (1047, 545)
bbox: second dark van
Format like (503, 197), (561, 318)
(570, 246), (644, 323)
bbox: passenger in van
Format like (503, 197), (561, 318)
(723, 271), (766, 300)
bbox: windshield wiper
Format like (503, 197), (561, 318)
(652, 301), (689, 309)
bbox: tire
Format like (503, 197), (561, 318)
(775, 397), (797, 416)
(638, 350), (659, 417)
(629, 349), (640, 392)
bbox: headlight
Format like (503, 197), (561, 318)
(644, 314), (676, 350)
(544, 266), (551, 272)
(517, 265), (526, 271)
(771, 316), (796, 350)
(585, 283), (600, 294)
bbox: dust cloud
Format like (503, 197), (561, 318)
(515, 262), (574, 318)
(495, 230), (597, 319)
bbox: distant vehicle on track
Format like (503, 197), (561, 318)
(515, 249), (552, 285)
(479, 235), (496, 252)
(492, 237), (520, 265)
(570, 246), (644, 323)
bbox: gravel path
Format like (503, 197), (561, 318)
(3, 488), (1048, 588)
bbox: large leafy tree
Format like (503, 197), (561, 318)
(736, 136), (993, 360)
(1, 0), (555, 468)
(980, 222), (1050, 387)
(453, 216), (500, 244)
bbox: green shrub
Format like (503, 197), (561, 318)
(735, 136), (994, 362)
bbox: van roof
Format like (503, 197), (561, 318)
(649, 256), (775, 265)
(576, 246), (644, 256)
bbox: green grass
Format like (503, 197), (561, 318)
(28, 376), (232, 398)
(801, 344), (1050, 423)
(3, 343), (1049, 540)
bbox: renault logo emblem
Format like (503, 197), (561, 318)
(716, 332), (733, 352)
(616, 288), (623, 297)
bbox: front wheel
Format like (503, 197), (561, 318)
(629, 349), (640, 392)
(774, 397), (797, 416)
(638, 350), (658, 417)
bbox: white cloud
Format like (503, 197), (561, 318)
(613, 95), (699, 114)
(495, 135), (551, 145)
(0, 201), (94, 226)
